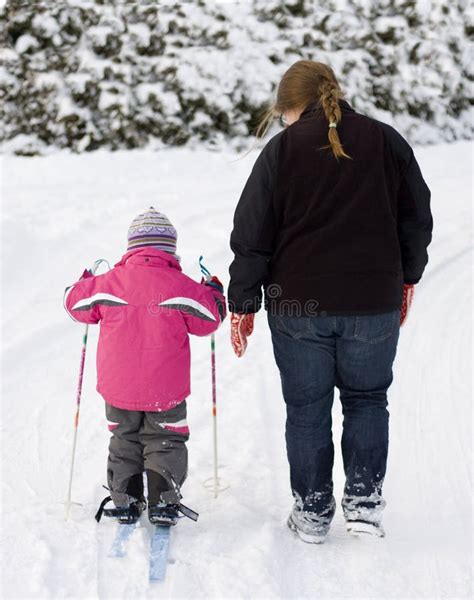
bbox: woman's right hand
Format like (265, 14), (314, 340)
(231, 313), (255, 357)
(400, 284), (415, 326)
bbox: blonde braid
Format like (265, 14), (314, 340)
(319, 80), (351, 160)
(254, 60), (352, 161)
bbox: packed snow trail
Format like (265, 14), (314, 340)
(1, 141), (472, 599)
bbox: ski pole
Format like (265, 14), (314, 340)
(210, 333), (218, 498)
(199, 256), (222, 499)
(65, 258), (110, 520)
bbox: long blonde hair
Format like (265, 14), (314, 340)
(257, 60), (351, 160)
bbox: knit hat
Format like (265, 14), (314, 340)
(127, 207), (178, 256)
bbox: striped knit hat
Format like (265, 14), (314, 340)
(127, 207), (178, 255)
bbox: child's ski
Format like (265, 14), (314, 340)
(108, 522), (137, 558)
(149, 525), (171, 582)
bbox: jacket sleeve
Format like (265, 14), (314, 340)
(228, 131), (283, 314)
(397, 150), (433, 283)
(382, 123), (433, 284)
(64, 276), (102, 324)
(180, 281), (226, 337)
(64, 271), (129, 324)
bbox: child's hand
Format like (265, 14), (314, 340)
(231, 313), (254, 357)
(202, 275), (224, 295)
(80, 268), (94, 281)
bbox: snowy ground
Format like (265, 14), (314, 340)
(1, 140), (472, 599)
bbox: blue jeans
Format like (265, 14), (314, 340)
(268, 310), (400, 528)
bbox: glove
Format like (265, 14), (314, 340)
(400, 284), (415, 326)
(202, 275), (224, 295)
(231, 313), (255, 358)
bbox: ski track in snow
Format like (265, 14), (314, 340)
(1, 141), (472, 599)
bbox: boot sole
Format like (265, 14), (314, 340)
(346, 520), (385, 538)
(148, 518), (178, 526)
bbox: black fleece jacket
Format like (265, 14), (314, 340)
(228, 99), (433, 316)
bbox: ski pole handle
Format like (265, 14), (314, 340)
(92, 258), (111, 274)
(199, 255), (212, 279)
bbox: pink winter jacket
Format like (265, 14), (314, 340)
(64, 248), (226, 412)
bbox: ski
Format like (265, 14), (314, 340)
(108, 522), (137, 558)
(149, 525), (171, 582)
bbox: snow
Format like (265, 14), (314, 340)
(128, 23), (151, 46)
(32, 13), (60, 38)
(56, 95), (88, 122)
(0, 47), (19, 62)
(375, 16), (408, 37)
(1, 141), (472, 598)
(0, 65), (16, 86)
(191, 111), (213, 127)
(66, 73), (92, 94)
(98, 88), (128, 112)
(14, 33), (39, 54)
(35, 72), (63, 91)
(135, 84), (180, 115)
(88, 25), (117, 46)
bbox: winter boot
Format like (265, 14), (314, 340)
(343, 493), (386, 537)
(146, 469), (199, 525)
(105, 498), (146, 524)
(96, 496), (146, 524)
(288, 513), (327, 544)
(95, 473), (146, 524)
(146, 469), (179, 525)
(287, 499), (335, 544)
(148, 503), (180, 526)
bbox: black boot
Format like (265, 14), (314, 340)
(148, 503), (180, 526)
(145, 470), (199, 525)
(96, 473), (146, 524)
(147, 470), (179, 525)
(99, 497), (146, 524)
(116, 473), (146, 523)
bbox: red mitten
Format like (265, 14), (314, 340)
(201, 275), (224, 294)
(400, 284), (415, 326)
(80, 268), (93, 280)
(231, 313), (255, 357)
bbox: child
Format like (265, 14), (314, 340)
(64, 207), (226, 525)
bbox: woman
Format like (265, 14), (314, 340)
(228, 60), (432, 544)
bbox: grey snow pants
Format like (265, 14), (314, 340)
(106, 400), (189, 507)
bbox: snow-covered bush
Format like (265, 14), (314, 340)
(0, 0), (472, 155)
